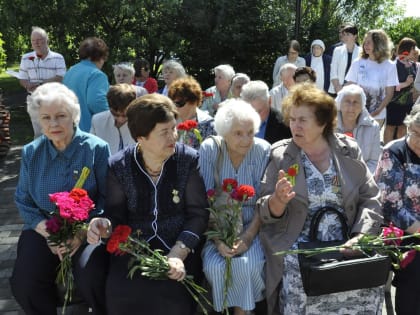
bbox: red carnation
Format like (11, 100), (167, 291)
(69, 188), (88, 201)
(233, 185), (255, 202)
(185, 120), (198, 129)
(383, 223), (404, 246)
(203, 91), (214, 98)
(207, 189), (216, 198)
(45, 216), (63, 234)
(177, 120), (198, 131)
(107, 225), (132, 255)
(400, 51), (410, 60)
(400, 250), (416, 268)
(222, 178), (238, 193)
(28, 56), (35, 61)
(287, 167), (297, 177)
(177, 122), (188, 131)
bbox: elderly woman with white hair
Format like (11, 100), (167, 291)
(375, 104), (420, 315)
(335, 84), (382, 173)
(199, 99), (270, 315)
(112, 62), (147, 97)
(201, 64), (235, 116)
(230, 73), (251, 98)
(10, 82), (110, 314)
(159, 59), (186, 96)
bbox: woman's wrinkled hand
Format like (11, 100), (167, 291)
(232, 237), (250, 256)
(269, 170), (296, 216)
(87, 218), (111, 244)
(340, 234), (364, 257)
(274, 170), (296, 203)
(167, 257), (186, 281)
(35, 220), (49, 239)
(48, 237), (82, 260)
(215, 240), (235, 258)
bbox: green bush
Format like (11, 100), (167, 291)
(0, 33), (6, 73)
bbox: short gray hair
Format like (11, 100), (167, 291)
(113, 62), (135, 77)
(214, 98), (261, 137)
(279, 63), (297, 78)
(214, 64), (235, 81)
(27, 83), (81, 126)
(31, 26), (48, 41)
(162, 60), (186, 78)
(240, 80), (270, 103)
(335, 84), (367, 110)
(231, 73), (250, 86)
(404, 104), (420, 128)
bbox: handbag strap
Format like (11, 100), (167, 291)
(209, 135), (223, 190)
(309, 206), (348, 241)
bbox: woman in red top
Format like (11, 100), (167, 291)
(133, 58), (158, 93)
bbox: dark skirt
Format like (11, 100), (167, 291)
(106, 239), (204, 315)
(386, 102), (413, 126)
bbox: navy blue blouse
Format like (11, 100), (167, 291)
(106, 143), (209, 251)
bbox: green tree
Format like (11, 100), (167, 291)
(0, 32), (6, 72)
(0, 0), (408, 88)
(385, 17), (420, 47)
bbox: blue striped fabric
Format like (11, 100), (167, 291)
(198, 136), (270, 311)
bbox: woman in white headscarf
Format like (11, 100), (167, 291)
(304, 39), (332, 92)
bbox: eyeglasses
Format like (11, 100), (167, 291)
(288, 51), (298, 55)
(174, 100), (187, 108)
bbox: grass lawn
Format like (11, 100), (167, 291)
(1, 66), (32, 146)
(9, 105), (33, 145)
(0, 66), (23, 95)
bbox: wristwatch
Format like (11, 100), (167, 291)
(176, 241), (191, 253)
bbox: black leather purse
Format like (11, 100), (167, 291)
(298, 207), (391, 296)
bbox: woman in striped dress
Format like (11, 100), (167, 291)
(199, 99), (270, 315)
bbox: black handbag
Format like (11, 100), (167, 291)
(298, 206), (391, 296)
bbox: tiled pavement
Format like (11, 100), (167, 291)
(0, 145), (24, 315)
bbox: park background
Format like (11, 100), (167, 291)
(0, 0), (420, 90)
(0, 1), (418, 313)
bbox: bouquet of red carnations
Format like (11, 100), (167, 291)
(177, 119), (202, 146)
(205, 178), (255, 314)
(45, 167), (94, 313)
(107, 225), (212, 314)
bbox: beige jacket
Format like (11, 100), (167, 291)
(256, 133), (383, 315)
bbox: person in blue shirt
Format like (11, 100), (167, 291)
(10, 82), (110, 315)
(63, 37), (109, 131)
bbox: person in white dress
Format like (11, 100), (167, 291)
(346, 29), (399, 127)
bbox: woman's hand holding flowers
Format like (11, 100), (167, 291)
(340, 234), (365, 257)
(215, 239), (235, 258)
(167, 257), (186, 281)
(50, 237), (83, 260)
(35, 219), (50, 238)
(269, 170), (296, 217)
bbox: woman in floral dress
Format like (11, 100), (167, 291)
(257, 83), (384, 315)
(375, 104), (420, 315)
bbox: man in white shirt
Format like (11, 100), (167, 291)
(19, 26), (66, 137)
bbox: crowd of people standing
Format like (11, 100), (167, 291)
(9, 24), (420, 315)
